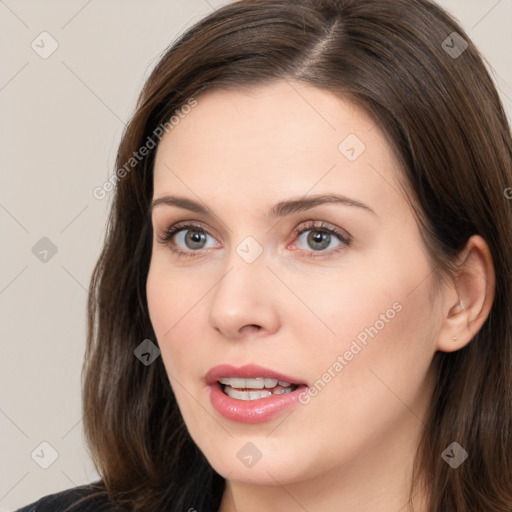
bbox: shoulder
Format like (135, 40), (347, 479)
(14, 481), (119, 512)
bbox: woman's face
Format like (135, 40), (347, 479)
(147, 81), (441, 493)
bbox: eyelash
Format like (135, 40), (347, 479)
(158, 220), (351, 260)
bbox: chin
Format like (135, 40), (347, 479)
(195, 434), (314, 486)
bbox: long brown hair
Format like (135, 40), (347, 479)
(78, 0), (512, 510)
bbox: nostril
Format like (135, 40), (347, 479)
(242, 324), (261, 333)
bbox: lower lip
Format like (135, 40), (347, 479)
(208, 382), (305, 424)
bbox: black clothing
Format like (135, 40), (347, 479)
(15, 482), (118, 512)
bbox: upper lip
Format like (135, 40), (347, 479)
(205, 364), (307, 386)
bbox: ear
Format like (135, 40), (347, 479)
(436, 235), (496, 353)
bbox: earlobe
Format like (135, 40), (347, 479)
(436, 235), (495, 353)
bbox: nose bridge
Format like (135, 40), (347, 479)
(208, 232), (279, 337)
(215, 233), (268, 304)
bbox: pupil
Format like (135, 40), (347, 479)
(309, 231), (329, 250)
(186, 230), (205, 248)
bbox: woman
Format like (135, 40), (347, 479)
(17, 0), (512, 510)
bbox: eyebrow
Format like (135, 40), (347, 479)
(150, 193), (377, 218)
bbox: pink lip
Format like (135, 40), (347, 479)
(205, 364), (306, 386)
(205, 364), (307, 424)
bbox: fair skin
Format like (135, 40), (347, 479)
(146, 81), (494, 512)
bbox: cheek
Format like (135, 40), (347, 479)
(146, 263), (208, 378)
(299, 242), (436, 382)
(146, 265), (170, 339)
(146, 265), (184, 364)
(307, 260), (437, 421)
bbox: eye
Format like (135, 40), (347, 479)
(291, 220), (351, 258)
(158, 222), (218, 259)
(158, 220), (351, 260)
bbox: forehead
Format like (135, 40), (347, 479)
(152, 81), (405, 217)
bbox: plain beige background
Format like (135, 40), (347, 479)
(0, 1), (511, 510)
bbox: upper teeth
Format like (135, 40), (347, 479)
(218, 377), (292, 389)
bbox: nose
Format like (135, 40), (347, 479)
(208, 245), (280, 341)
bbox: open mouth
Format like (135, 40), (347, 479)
(219, 377), (299, 400)
(206, 365), (307, 422)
